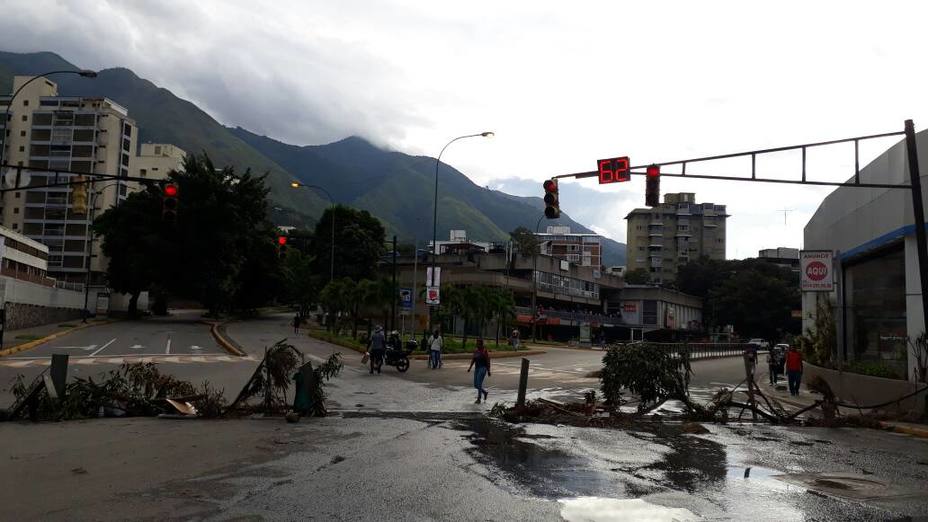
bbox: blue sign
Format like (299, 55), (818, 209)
(399, 288), (413, 310)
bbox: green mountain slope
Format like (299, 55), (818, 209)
(231, 127), (627, 265)
(0, 52), (327, 222)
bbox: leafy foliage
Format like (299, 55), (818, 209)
(312, 205), (386, 281)
(509, 226), (539, 255)
(623, 268), (651, 285)
(797, 296), (836, 366)
(600, 343), (692, 412)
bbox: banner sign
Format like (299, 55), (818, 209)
(425, 286), (440, 305)
(426, 267), (441, 287)
(800, 250), (834, 291)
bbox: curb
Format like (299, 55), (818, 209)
(411, 350), (546, 360)
(0, 319), (117, 358)
(881, 422), (928, 439)
(205, 321), (247, 357)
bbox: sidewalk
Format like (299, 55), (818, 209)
(0, 318), (111, 357)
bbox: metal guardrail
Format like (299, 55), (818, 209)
(618, 342), (750, 361)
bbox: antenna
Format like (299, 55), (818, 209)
(777, 208), (794, 225)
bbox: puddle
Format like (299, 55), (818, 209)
(559, 497), (698, 522)
(452, 418), (619, 498)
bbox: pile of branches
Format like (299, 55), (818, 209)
(227, 339), (343, 417)
(8, 362), (225, 421)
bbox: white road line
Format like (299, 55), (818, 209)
(88, 338), (117, 357)
(165, 338), (172, 355)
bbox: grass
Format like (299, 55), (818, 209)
(58, 323), (78, 328)
(14, 334), (43, 341)
(306, 328), (520, 354)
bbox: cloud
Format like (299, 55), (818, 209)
(1, 1), (925, 259)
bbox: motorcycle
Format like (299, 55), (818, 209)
(384, 331), (416, 373)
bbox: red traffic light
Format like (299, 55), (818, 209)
(646, 165), (660, 178)
(277, 236), (288, 246)
(543, 179), (557, 192)
(164, 184), (179, 197)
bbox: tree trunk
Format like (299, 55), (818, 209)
(127, 291), (140, 319)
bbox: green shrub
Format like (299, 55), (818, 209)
(600, 343), (692, 412)
(845, 361), (902, 380)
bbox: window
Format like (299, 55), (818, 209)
(63, 256), (84, 268)
(72, 129), (94, 142)
(30, 144), (49, 156)
(33, 113), (53, 126)
(74, 114), (95, 126)
(121, 154), (129, 166)
(31, 129), (51, 141)
(13, 207), (18, 214)
(24, 207), (43, 219)
(19, 130), (25, 137)
(122, 138), (130, 151)
(154, 145), (162, 155)
(11, 223), (18, 230)
(139, 168), (147, 177)
(18, 145), (23, 152)
(23, 99), (28, 106)
(123, 124), (132, 137)
(21, 115), (27, 122)
(14, 191), (20, 199)
(72, 145), (92, 157)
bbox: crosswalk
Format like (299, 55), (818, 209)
(438, 359), (598, 385)
(0, 353), (255, 368)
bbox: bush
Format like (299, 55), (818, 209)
(845, 361), (903, 380)
(600, 343), (692, 412)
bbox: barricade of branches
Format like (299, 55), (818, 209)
(600, 342), (692, 413)
(7, 362), (225, 421)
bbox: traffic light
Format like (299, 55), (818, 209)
(71, 176), (88, 214)
(645, 165), (660, 207)
(162, 183), (179, 224)
(543, 179), (560, 219)
(277, 235), (288, 257)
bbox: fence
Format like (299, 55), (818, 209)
(617, 342), (750, 361)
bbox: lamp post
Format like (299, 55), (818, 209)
(0, 69), (97, 169)
(429, 131), (493, 328)
(290, 182), (336, 283)
(530, 214), (545, 342)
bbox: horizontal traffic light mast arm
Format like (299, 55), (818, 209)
(553, 127), (910, 190)
(0, 163), (162, 194)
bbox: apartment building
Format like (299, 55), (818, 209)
(534, 226), (602, 268)
(134, 142), (186, 181)
(625, 193), (729, 284)
(0, 75), (138, 285)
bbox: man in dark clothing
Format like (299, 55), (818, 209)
(368, 326), (387, 375)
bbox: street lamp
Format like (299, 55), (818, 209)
(429, 131), (493, 326)
(290, 182), (336, 283)
(1, 69), (97, 170)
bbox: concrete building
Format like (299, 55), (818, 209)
(428, 229), (496, 256)
(803, 128), (928, 384)
(0, 75), (137, 286)
(534, 226), (602, 268)
(625, 192), (729, 284)
(608, 285), (703, 340)
(0, 224), (51, 285)
(134, 142), (186, 181)
(758, 247), (800, 271)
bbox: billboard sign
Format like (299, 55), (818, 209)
(399, 288), (413, 310)
(800, 250), (834, 291)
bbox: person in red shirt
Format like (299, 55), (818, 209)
(785, 345), (803, 396)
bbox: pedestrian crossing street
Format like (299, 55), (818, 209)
(439, 359), (599, 385)
(0, 353), (256, 368)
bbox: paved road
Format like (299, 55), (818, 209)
(0, 311), (255, 405)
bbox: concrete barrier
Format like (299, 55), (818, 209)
(804, 362), (926, 411)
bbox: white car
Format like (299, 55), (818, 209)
(747, 338), (769, 350)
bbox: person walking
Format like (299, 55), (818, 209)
(510, 328), (521, 351)
(368, 325), (387, 375)
(292, 312), (301, 334)
(429, 329), (443, 369)
(785, 345), (803, 396)
(767, 349), (779, 385)
(467, 338), (491, 404)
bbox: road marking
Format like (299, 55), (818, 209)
(129, 344), (144, 350)
(51, 345), (98, 351)
(190, 345), (203, 351)
(165, 338), (172, 355)
(89, 338), (117, 357)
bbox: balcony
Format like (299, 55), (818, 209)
(648, 241), (663, 250)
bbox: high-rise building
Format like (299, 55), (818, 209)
(625, 193), (729, 284)
(0, 75), (137, 284)
(534, 226), (603, 268)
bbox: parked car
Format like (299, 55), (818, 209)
(747, 338), (769, 350)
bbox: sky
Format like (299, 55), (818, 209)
(1, 0), (926, 259)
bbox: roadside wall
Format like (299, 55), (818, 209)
(805, 362), (926, 411)
(0, 276), (84, 329)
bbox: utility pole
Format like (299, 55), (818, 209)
(391, 235), (397, 333)
(904, 119), (928, 333)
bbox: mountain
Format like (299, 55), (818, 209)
(0, 51), (625, 265)
(0, 52), (328, 222)
(231, 127), (627, 264)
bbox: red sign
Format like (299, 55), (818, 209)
(622, 302), (637, 313)
(597, 156), (631, 184)
(805, 261), (827, 281)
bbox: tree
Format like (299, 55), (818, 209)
(92, 185), (165, 318)
(510, 226), (539, 255)
(319, 278), (356, 333)
(313, 206), (386, 281)
(282, 249), (320, 317)
(95, 153), (283, 317)
(623, 268), (651, 285)
(707, 262), (800, 339)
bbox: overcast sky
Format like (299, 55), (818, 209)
(2, 1), (926, 258)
